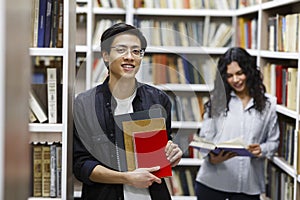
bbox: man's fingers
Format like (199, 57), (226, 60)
(147, 166), (160, 172)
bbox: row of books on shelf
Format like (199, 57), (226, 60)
(32, 56), (63, 84)
(92, 57), (109, 86)
(263, 63), (298, 111)
(266, 161), (294, 200)
(82, 0), (260, 9)
(277, 115), (295, 166)
(136, 18), (233, 48)
(94, 0), (125, 8)
(165, 167), (198, 196)
(91, 18), (233, 48)
(93, 19), (122, 48)
(169, 94), (208, 122)
(134, 0), (258, 10)
(31, 142), (62, 198)
(237, 17), (257, 50)
(268, 13), (300, 53)
(31, 0), (64, 48)
(172, 131), (203, 159)
(30, 57), (63, 123)
(92, 54), (217, 87)
(29, 82), (62, 124)
(141, 54), (216, 85)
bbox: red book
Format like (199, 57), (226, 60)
(133, 129), (172, 178)
(275, 65), (284, 104)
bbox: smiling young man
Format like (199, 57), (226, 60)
(73, 23), (182, 200)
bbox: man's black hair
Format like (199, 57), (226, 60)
(100, 22), (147, 54)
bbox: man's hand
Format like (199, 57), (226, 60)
(165, 140), (183, 167)
(126, 166), (161, 188)
(208, 150), (237, 164)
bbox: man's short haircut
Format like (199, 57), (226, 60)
(100, 23), (147, 64)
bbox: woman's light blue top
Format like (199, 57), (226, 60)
(196, 92), (280, 195)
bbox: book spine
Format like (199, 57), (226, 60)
(47, 68), (57, 123)
(32, 0), (40, 47)
(32, 144), (43, 197)
(56, 0), (63, 48)
(44, 0), (53, 47)
(50, 0), (58, 47)
(37, 0), (47, 47)
(50, 144), (57, 197)
(55, 144), (62, 197)
(29, 91), (48, 123)
(42, 144), (51, 197)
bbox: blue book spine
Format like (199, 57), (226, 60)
(37, 0), (47, 47)
(44, 0), (53, 47)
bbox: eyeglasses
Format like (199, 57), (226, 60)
(110, 45), (145, 58)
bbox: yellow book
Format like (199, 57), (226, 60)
(286, 67), (297, 110)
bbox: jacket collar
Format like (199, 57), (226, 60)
(97, 76), (144, 109)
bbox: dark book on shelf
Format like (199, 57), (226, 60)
(44, 0), (53, 47)
(50, 0), (58, 47)
(37, 0), (47, 47)
(56, 0), (63, 47)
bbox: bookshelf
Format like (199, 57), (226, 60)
(235, 0), (300, 199)
(75, 0), (300, 199)
(29, 0), (76, 199)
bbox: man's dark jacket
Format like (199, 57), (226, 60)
(73, 77), (172, 200)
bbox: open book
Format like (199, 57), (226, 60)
(189, 136), (255, 157)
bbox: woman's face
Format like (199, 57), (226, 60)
(226, 61), (248, 95)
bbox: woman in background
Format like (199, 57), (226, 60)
(195, 47), (280, 200)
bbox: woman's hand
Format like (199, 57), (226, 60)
(126, 166), (162, 188)
(208, 150), (237, 164)
(248, 144), (262, 157)
(165, 140), (183, 167)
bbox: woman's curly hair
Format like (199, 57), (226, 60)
(207, 47), (267, 117)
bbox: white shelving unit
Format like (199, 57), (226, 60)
(75, 0), (300, 199)
(29, 0), (76, 199)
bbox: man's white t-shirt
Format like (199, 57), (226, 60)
(114, 91), (151, 200)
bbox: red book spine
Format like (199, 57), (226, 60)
(275, 65), (283, 104)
